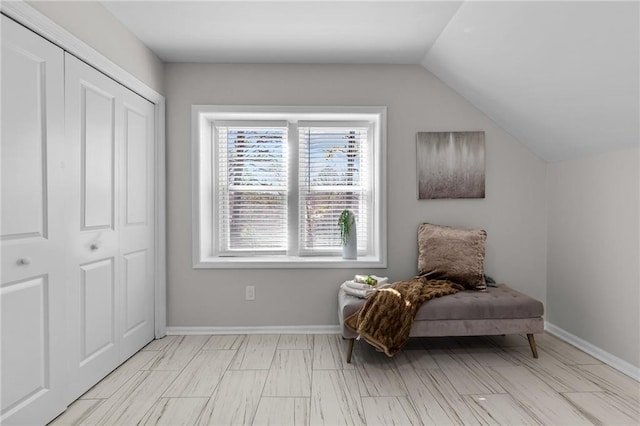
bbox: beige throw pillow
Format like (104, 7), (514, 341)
(418, 223), (487, 291)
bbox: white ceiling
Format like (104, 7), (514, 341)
(102, 1), (639, 162)
(101, 1), (463, 64)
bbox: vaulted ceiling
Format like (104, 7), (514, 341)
(102, 1), (639, 162)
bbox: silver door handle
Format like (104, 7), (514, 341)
(17, 258), (31, 265)
(90, 243), (99, 251)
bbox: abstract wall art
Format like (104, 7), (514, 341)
(416, 131), (485, 199)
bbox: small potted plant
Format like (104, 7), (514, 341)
(338, 209), (357, 259)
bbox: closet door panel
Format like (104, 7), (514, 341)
(1, 276), (50, 417)
(1, 16), (67, 425)
(82, 85), (115, 230)
(119, 93), (155, 360)
(65, 53), (121, 402)
(123, 250), (148, 335)
(124, 107), (148, 225)
(79, 258), (116, 361)
(1, 45), (46, 238)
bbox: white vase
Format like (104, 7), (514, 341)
(342, 213), (357, 260)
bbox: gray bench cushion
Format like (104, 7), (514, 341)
(339, 283), (543, 324)
(415, 284), (544, 320)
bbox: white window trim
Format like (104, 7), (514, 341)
(191, 105), (387, 269)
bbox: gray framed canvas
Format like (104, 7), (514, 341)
(417, 131), (485, 199)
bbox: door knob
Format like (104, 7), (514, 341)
(90, 243), (99, 251)
(17, 258), (31, 266)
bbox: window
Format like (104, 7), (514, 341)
(192, 106), (386, 268)
(217, 123), (288, 254)
(298, 123), (370, 255)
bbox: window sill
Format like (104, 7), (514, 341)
(193, 255), (386, 269)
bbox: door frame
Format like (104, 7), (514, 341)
(1, 1), (167, 338)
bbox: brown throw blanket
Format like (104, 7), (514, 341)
(344, 276), (463, 357)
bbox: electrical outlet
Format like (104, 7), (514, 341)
(245, 285), (255, 301)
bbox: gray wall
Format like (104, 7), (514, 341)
(165, 63), (548, 327)
(27, 1), (164, 94)
(547, 148), (640, 368)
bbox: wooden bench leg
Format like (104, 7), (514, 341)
(346, 338), (355, 363)
(527, 333), (539, 358)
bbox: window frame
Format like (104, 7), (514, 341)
(191, 105), (387, 269)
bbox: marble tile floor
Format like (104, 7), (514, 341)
(50, 332), (640, 425)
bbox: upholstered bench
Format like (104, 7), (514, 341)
(338, 283), (544, 363)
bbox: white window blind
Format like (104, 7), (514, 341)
(298, 123), (370, 254)
(216, 124), (288, 254)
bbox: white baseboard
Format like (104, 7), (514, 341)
(166, 325), (341, 335)
(545, 322), (640, 381)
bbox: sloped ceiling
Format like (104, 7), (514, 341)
(422, 1), (639, 162)
(102, 1), (639, 162)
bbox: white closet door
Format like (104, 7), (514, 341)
(64, 53), (155, 401)
(0, 16), (68, 425)
(118, 74), (155, 361)
(65, 53), (122, 401)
